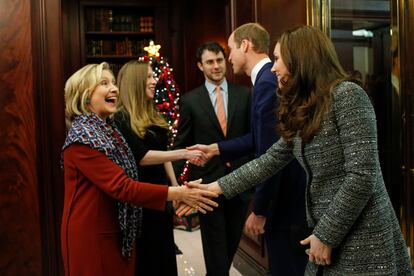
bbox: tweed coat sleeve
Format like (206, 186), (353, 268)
(217, 138), (294, 198)
(312, 82), (379, 247)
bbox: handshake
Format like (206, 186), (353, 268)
(170, 179), (222, 218)
(171, 143), (221, 217)
(168, 179), (222, 217)
(181, 143), (219, 167)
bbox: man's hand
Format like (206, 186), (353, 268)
(183, 149), (208, 166)
(244, 212), (266, 235)
(187, 143), (219, 163)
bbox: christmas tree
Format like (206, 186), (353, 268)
(142, 41), (190, 183)
(141, 41), (179, 148)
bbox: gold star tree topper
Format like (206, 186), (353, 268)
(144, 40), (161, 57)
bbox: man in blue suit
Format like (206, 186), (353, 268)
(190, 23), (307, 275)
(174, 42), (251, 276)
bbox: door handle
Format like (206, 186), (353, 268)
(402, 165), (414, 174)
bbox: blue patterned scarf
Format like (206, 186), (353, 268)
(62, 112), (142, 258)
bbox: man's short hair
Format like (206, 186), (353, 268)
(196, 41), (226, 63)
(233, 23), (270, 53)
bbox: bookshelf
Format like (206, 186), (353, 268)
(80, 4), (156, 75)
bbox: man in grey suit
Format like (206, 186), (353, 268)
(173, 41), (251, 276)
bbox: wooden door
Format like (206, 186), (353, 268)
(308, 0), (414, 266)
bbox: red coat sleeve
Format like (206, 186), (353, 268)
(64, 143), (168, 210)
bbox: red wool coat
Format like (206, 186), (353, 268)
(61, 143), (168, 276)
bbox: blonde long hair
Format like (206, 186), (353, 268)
(117, 60), (168, 139)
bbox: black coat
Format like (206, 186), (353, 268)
(173, 82), (252, 183)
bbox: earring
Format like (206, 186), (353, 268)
(85, 99), (91, 104)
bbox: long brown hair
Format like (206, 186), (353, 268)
(117, 60), (168, 139)
(277, 26), (349, 145)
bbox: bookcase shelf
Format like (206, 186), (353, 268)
(80, 3), (156, 75)
(85, 31), (155, 36)
(86, 55), (142, 59)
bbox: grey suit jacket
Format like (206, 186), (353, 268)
(217, 82), (413, 275)
(173, 82), (251, 184)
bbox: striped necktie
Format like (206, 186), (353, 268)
(215, 86), (227, 136)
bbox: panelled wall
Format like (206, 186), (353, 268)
(32, 0), (66, 274)
(171, 0), (232, 92)
(0, 0), (41, 275)
(398, 0), (414, 264)
(0, 0), (66, 275)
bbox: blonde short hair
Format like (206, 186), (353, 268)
(64, 62), (112, 123)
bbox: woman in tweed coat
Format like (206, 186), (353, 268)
(188, 26), (413, 275)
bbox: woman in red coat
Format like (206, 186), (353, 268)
(61, 62), (217, 276)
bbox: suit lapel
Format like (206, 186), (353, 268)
(197, 87), (224, 136)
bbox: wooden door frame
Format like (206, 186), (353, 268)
(396, 0), (414, 265)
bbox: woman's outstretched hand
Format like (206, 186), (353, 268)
(174, 180), (223, 217)
(186, 144), (219, 164)
(301, 234), (332, 266)
(175, 203), (196, 217)
(185, 180), (223, 195)
(168, 179), (218, 215)
(184, 149), (208, 166)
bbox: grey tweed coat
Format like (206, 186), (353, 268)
(218, 82), (413, 275)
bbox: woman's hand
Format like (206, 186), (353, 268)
(175, 202), (197, 217)
(174, 180), (223, 217)
(183, 149), (207, 166)
(167, 179), (219, 213)
(186, 144), (219, 164)
(301, 234), (332, 266)
(185, 180), (223, 195)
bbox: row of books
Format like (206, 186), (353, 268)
(86, 39), (152, 56)
(85, 8), (154, 32)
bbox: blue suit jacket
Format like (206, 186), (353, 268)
(218, 62), (306, 228)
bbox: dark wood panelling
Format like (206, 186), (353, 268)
(167, 0), (185, 90)
(258, 0), (307, 49)
(399, 0), (414, 265)
(0, 0), (41, 274)
(227, 0), (307, 87)
(231, 0), (256, 28)
(62, 0), (81, 79)
(178, 0), (231, 92)
(31, 0), (66, 274)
